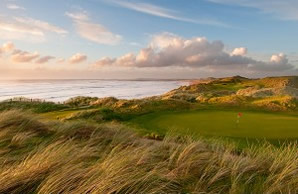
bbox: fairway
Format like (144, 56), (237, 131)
(131, 110), (298, 139)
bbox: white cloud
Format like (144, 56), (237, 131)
(65, 12), (89, 21)
(57, 58), (66, 64)
(11, 50), (40, 63)
(66, 11), (122, 45)
(74, 21), (122, 45)
(1, 42), (68, 66)
(7, 4), (25, 10)
(35, 56), (55, 64)
(0, 15), (67, 42)
(118, 53), (136, 66)
(1, 41), (89, 66)
(69, 53), (87, 64)
(150, 32), (185, 49)
(14, 17), (68, 35)
(94, 57), (115, 67)
(207, 0), (298, 20)
(270, 53), (288, 64)
(0, 42), (15, 54)
(110, 0), (227, 26)
(231, 47), (247, 56)
(0, 17), (44, 36)
(93, 32), (295, 73)
(251, 53), (293, 71)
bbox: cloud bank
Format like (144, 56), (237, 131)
(0, 42), (55, 66)
(1, 34), (296, 79)
(93, 32), (295, 73)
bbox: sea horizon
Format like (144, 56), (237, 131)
(0, 79), (189, 103)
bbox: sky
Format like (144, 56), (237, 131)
(0, 0), (297, 79)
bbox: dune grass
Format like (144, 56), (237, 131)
(0, 110), (297, 193)
(0, 101), (68, 113)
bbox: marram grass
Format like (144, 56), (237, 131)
(0, 110), (297, 194)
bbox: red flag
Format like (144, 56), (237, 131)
(238, 112), (242, 117)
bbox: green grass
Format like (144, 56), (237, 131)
(130, 110), (298, 139)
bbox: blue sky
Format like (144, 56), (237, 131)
(0, 0), (297, 79)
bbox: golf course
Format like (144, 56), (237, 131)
(131, 110), (298, 139)
(0, 76), (297, 193)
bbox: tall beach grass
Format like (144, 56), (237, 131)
(0, 110), (296, 193)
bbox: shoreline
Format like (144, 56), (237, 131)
(0, 80), (191, 103)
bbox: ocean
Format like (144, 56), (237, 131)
(0, 79), (188, 103)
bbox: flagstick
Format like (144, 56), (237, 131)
(236, 116), (239, 129)
(236, 113), (242, 129)
(236, 116), (240, 129)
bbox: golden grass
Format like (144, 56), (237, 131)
(0, 110), (297, 193)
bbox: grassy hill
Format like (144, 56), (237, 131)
(162, 76), (298, 111)
(0, 76), (297, 193)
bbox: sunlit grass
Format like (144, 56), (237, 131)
(0, 110), (297, 193)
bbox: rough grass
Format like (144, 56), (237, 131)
(162, 76), (298, 111)
(0, 110), (297, 193)
(0, 101), (68, 113)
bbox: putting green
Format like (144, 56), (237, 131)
(131, 110), (298, 139)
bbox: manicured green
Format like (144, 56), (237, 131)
(131, 110), (298, 139)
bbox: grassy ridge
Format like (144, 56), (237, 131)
(163, 76), (298, 111)
(0, 110), (297, 193)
